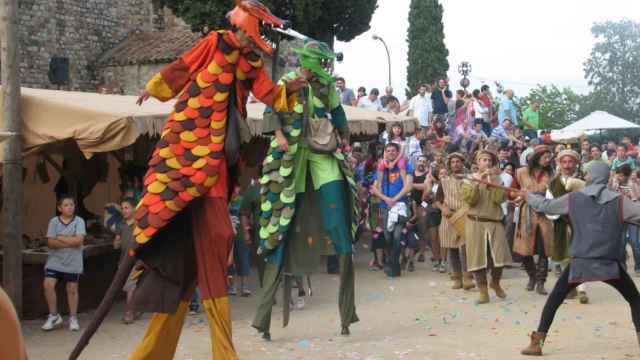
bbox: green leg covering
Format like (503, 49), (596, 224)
(256, 252), (266, 288)
(339, 254), (359, 328)
(316, 181), (358, 329)
(317, 180), (353, 255)
(251, 262), (283, 333)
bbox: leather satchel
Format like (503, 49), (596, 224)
(302, 90), (338, 154)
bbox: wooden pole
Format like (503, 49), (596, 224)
(1, 0), (23, 316)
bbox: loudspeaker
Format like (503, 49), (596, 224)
(48, 57), (69, 86)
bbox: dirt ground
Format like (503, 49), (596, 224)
(23, 244), (640, 360)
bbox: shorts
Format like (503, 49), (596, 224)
(44, 268), (80, 283)
(371, 230), (386, 251)
(426, 208), (442, 227)
(403, 226), (420, 250)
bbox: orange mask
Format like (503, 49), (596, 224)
(227, 0), (285, 55)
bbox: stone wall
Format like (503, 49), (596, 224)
(101, 63), (165, 95)
(16, 0), (173, 91)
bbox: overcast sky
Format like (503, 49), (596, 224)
(334, 0), (640, 102)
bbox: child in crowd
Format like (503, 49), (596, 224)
(113, 197), (141, 324)
(42, 196), (86, 332)
(378, 123), (408, 178)
(228, 185), (252, 297)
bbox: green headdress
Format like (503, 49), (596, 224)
(292, 40), (336, 83)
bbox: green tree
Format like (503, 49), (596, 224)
(406, 0), (449, 97)
(158, 0), (377, 47)
(583, 19), (640, 123)
(518, 85), (583, 129)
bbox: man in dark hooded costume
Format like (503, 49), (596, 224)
(519, 162), (640, 356)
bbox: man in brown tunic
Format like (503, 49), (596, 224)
(513, 145), (554, 294)
(549, 149), (589, 304)
(436, 152), (474, 290)
(462, 150), (513, 304)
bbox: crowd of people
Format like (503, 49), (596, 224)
(39, 79), (640, 328)
(343, 79), (640, 289)
(36, 74), (640, 359)
(14, 1), (637, 358)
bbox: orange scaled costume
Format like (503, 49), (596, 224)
(127, 2), (292, 359)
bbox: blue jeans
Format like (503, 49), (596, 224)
(381, 208), (406, 277)
(626, 224), (640, 271)
(478, 119), (491, 136)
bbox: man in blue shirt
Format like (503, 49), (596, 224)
(491, 118), (515, 146)
(499, 89), (518, 126)
(371, 143), (414, 277)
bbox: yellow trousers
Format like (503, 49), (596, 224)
(129, 298), (238, 360)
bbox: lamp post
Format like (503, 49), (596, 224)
(372, 34), (391, 88)
(458, 61), (472, 91)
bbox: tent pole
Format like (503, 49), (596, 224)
(1, 0), (24, 316)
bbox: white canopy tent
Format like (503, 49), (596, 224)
(561, 111), (640, 132)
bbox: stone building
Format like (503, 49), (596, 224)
(98, 32), (299, 96)
(97, 29), (200, 95)
(14, 0), (299, 95)
(16, 0), (183, 91)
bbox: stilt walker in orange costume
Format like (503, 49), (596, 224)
(68, 2), (305, 359)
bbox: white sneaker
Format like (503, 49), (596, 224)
(42, 314), (63, 331)
(69, 316), (80, 331)
(295, 297), (305, 310)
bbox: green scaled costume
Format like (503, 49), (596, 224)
(252, 41), (359, 338)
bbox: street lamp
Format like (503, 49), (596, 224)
(458, 61), (472, 90)
(372, 34), (391, 88)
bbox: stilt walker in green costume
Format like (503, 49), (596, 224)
(251, 41), (359, 340)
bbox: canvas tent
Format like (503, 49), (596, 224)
(0, 87), (170, 160)
(0, 87), (417, 239)
(0, 88), (418, 161)
(561, 111), (640, 132)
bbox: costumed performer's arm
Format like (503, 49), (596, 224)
(526, 192), (570, 216)
(261, 107), (289, 151)
(253, 71), (306, 151)
(251, 67), (302, 113)
(143, 32), (219, 102)
(462, 181), (480, 207)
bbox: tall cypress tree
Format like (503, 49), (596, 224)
(406, 0), (449, 98)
